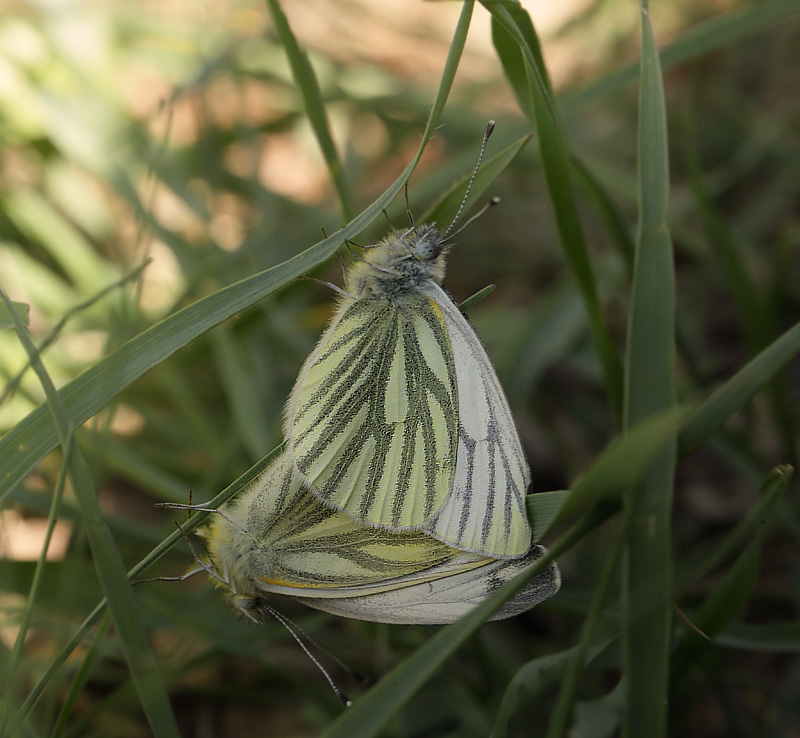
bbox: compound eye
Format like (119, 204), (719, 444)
(415, 239), (438, 260)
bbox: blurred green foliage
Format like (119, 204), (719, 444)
(1, 0), (799, 736)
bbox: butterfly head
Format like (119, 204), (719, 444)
(348, 222), (449, 298)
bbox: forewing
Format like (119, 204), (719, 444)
(423, 283), (532, 559)
(285, 294), (458, 530)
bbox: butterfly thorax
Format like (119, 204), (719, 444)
(346, 223), (449, 300)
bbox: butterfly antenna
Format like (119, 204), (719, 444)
(404, 182), (415, 228)
(382, 208), (398, 234)
(268, 610), (368, 684)
(443, 196), (500, 242)
(262, 603), (353, 706)
(444, 120), (495, 237)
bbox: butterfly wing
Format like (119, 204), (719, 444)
(285, 294), (458, 530)
(289, 544), (560, 624)
(207, 451), (478, 594)
(422, 283), (532, 559)
(206, 451), (558, 625)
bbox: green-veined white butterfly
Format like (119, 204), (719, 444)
(285, 124), (531, 560)
(198, 450), (560, 625)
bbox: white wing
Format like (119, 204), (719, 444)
(421, 282), (532, 559)
(290, 544), (559, 624)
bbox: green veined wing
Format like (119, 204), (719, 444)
(202, 451), (559, 625)
(423, 282), (532, 559)
(285, 292), (458, 530)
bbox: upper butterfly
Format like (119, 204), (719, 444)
(285, 123), (532, 559)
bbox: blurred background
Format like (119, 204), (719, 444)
(1, 0), (799, 736)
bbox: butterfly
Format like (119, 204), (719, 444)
(199, 450), (560, 625)
(284, 125), (532, 560)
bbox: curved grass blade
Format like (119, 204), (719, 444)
(320, 511), (607, 738)
(0, 288), (180, 738)
(679, 320), (800, 455)
(0, 0), (476, 504)
(670, 466), (791, 681)
(544, 522), (626, 738)
(487, 0), (623, 415)
(677, 465), (790, 592)
(620, 9), (676, 737)
(492, 640), (614, 738)
(0, 301), (30, 330)
(0, 262), (148, 407)
(539, 408), (684, 537)
(0, 430), (73, 734)
(563, 0), (800, 113)
(7, 446), (282, 736)
(264, 0), (354, 221)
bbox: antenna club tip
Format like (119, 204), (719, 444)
(486, 120), (496, 136)
(490, 196), (501, 205)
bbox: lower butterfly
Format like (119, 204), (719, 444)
(195, 451), (560, 625)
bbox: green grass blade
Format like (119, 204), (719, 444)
(0, 262), (148, 408)
(527, 490), (568, 542)
(264, 0), (354, 221)
(0, 301), (30, 330)
(540, 408), (684, 536)
(620, 9), (676, 737)
(487, 0), (624, 415)
(458, 284), (496, 313)
(570, 158), (635, 269)
(545, 522), (625, 738)
(671, 466), (791, 680)
(0, 430), (72, 734)
(51, 614), (113, 738)
(717, 622), (800, 653)
(0, 0), (474, 505)
(679, 320), (800, 455)
(563, 0), (800, 113)
(678, 465), (790, 592)
(320, 512), (605, 738)
(492, 640), (614, 738)
(211, 326), (272, 461)
(421, 0), (475, 144)
(681, 91), (773, 353)
(8, 447), (282, 735)
(0, 289), (180, 738)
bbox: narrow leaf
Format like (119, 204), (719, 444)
(620, 9), (676, 737)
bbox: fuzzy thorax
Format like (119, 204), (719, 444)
(345, 223), (449, 300)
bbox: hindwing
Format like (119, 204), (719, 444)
(422, 283), (532, 559)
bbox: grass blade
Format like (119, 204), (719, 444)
(8, 447), (282, 735)
(0, 0), (476, 503)
(419, 133), (531, 227)
(671, 466), (792, 680)
(620, 8), (676, 737)
(563, 0), (800, 113)
(320, 512), (605, 738)
(0, 430), (72, 734)
(679, 320), (800, 455)
(487, 0), (624, 415)
(0, 301), (30, 330)
(264, 0), (354, 221)
(0, 288), (181, 738)
(492, 640), (614, 738)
